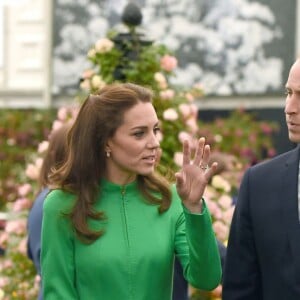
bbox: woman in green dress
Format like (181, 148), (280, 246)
(41, 82), (221, 300)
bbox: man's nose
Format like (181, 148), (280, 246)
(285, 94), (300, 114)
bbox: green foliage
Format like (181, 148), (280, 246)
(124, 43), (171, 87)
(0, 251), (38, 299)
(84, 29), (171, 90)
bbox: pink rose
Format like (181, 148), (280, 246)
(25, 163), (40, 180)
(52, 120), (64, 131)
(57, 107), (69, 121)
(185, 92), (194, 102)
(218, 195), (232, 209)
(178, 104), (191, 118)
(189, 104), (198, 117)
(178, 131), (193, 146)
(206, 200), (222, 220)
(0, 277), (9, 288)
(37, 140), (49, 154)
(159, 89), (175, 100)
(222, 206), (235, 224)
(18, 237), (28, 255)
(0, 232), (8, 248)
(185, 117), (199, 134)
(213, 220), (229, 241)
(17, 183), (32, 197)
(5, 219), (26, 235)
(160, 55), (177, 72)
(12, 197), (32, 212)
(82, 69), (95, 79)
(173, 152), (183, 167)
(163, 108), (178, 121)
(268, 148), (276, 157)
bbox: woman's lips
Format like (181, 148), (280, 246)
(142, 155), (156, 162)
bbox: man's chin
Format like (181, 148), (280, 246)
(288, 133), (300, 144)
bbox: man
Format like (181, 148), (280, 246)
(222, 58), (300, 299)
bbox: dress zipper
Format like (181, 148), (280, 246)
(121, 186), (134, 299)
(121, 186), (129, 246)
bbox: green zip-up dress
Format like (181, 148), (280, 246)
(41, 179), (221, 299)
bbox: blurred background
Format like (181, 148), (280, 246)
(0, 0), (299, 299)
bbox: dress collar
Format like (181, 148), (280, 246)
(100, 178), (138, 194)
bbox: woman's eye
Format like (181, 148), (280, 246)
(134, 131), (144, 138)
(154, 127), (161, 135)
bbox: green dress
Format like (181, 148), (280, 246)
(41, 179), (221, 299)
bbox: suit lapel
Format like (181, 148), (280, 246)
(282, 146), (300, 281)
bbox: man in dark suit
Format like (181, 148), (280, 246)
(222, 58), (300, 299)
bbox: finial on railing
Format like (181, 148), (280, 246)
(121, 2), (143, 27)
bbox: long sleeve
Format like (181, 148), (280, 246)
(222, 168), (262, 300)
(41, 190), (78, 299)
(175, 196), (222, 291)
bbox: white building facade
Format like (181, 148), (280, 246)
(0, 0), (52, 108)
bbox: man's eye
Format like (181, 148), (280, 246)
(285, 89), (292, 95)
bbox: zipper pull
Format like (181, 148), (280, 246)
(121, 186), (125, 198)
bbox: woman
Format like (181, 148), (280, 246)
(41, 82), (221, 299)
(27, 123), (71, 300)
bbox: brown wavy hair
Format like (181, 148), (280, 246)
(38, 123), (71, 189)
(49, 83), (172, 243)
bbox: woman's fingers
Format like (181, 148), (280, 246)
(182, 140), (191, 166)
(193, 137), (205, 166)
(185, 137), (211, 167)
(199, 144), (210, 168)
(182, 137), (217, 175)
(204, 161), (218, 179)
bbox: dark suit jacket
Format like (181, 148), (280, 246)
(223, 146), (300, 300)
(27, 188), (49, 300)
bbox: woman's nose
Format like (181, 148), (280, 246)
(147, 133), (160, 148)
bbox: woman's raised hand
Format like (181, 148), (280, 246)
(175, 137), (218, 213)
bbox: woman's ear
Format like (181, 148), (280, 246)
(105, 143), (111, 158)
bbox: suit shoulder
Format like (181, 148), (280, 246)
(250, 147), (298, 172)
